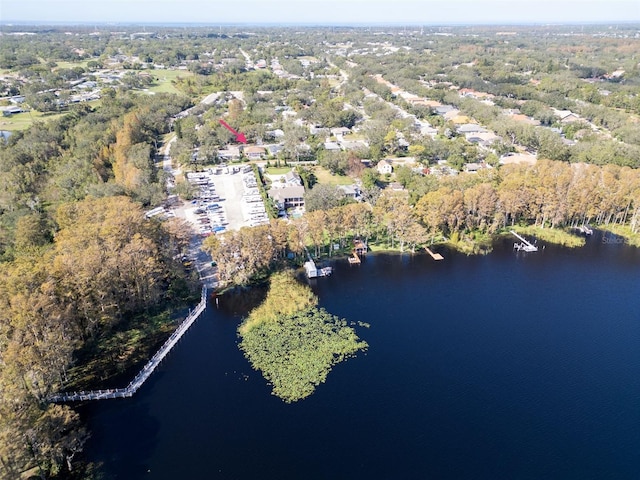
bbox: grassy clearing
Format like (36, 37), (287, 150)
(312, 166), (354, 186)
(0, 101), (100, 131)
(0, 111), (66, 131)
(600, 224), (640, 247)
(147, 69), (192, 94)
(509, 225), (586, 248)
(53, 60), (91, 70)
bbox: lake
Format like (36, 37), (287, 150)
(83, 231), (640, 479)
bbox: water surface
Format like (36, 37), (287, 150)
(84, 232), (640, 479)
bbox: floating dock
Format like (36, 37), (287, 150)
(348, 252), (361, 264)
(425, 247), (444, 260)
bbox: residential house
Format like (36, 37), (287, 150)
(217, 145), (241, 161)
(1, 106), (24, 116)
(406, 97), (442, 108)
(265, 144), (284, 157)
(419, 124), (439, 137)
(309, 124), (327, 135)
(465, 131), (499, 148)
(508, 113), (541, 126)
(457, 123), (486, 135)
(554, 110), (579, 123)
(434, 105), (456, 116)
(377, 160), (393, 175)
(339, 139), (368, 151)
(464, 162), (482, 173)
(266, 129), (285, 139)
(446, 113), (471, 124)
(244, 145), (266, 160)
(296, 143), (313, 160)
(397, 137), (410, 150)
(8, 95), (25, 104)
(324, 141), (342, 151)
(338, 184), (361, 200)
(269, 185), (305, 210)
(330, 126), (351, 137)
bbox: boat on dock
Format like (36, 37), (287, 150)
(575, 225), (593, 235)
(319, 266), (333, 276)
(305, 260), (332, 278)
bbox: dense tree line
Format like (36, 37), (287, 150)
(206, 159), (639, 287)
(203, 203), (374, 286)
(0, 91), (190, 259)
(0, 89), (196, 477)
(0, 196), (195, 478)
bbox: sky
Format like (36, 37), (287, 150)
(2, 0), (640, 25)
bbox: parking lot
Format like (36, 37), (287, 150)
(178, 166), (268, 237)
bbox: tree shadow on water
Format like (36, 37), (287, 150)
(81, 397), (161, 479)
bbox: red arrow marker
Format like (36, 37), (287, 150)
(219, 118), (247, 144)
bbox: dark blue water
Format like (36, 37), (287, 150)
(83, 232), (640, 479)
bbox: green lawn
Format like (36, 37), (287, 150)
(146, 69), (192, 94)
(0, 100), (101, 131)
(600, 224), (640, 247)
(54, 60), (91, 70)
(0, 111), (65, 131)
(265, 167), (292, 175)
(508, 225), (586, 248)
(313, 166), (355, 186)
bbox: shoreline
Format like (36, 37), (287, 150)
(302, 225), (639, 266)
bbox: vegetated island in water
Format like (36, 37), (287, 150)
(238, 271), (368, 403)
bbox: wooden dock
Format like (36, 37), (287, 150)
(47, 288), (208, 403)
(425, 247), (444, 260)
(510, 230), (538, 252)
(348, 251), (361, 264)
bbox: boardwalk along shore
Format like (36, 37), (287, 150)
(48, 288), (208, 403)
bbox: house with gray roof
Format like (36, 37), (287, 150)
(268, 185), (305, 210)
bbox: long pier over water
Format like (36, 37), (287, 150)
(48, 288), (208, 403)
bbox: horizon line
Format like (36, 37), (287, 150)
(2, 20), (640, 28)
